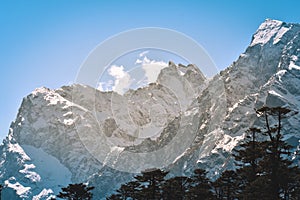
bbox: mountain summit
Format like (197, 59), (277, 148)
(1, 19), (300, 199)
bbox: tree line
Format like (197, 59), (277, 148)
(105, 106), (300, 200)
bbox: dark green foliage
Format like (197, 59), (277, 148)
(107, 181), (141, 200)
(135, 168), (168, 200)
(188, 169), (214, 199)
(232, 127), (267, 198)
(106, 194), (122, 200)
(0, 184), (2, 200)
(230, 106), (300, 199)
(108, 168), (168, 200)
(213, 170), (240, 200)
(162, 176), (191, 199)
(241, 176), (273, 200)
(233, 128), (263, 180)
(57, 183), (94, 200)
(109, 168), (214, 200)
(255, 106), (300, 199)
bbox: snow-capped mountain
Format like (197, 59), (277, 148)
(1, 19), (300, 199)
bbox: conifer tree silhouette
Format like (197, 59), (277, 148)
(57, 183), (94, 200)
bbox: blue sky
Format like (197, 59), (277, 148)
(0, 0), (300, 139)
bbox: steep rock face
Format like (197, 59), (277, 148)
(0, 132), (70, 199)
(222, 19), (300, 108)
(1, 62), (205, 198)
(12, 86), (103, 183)
(185, 19), (300, 176)
(1, 19), (300, 199)
(222, 19), (300, 140)
(155, 19), (300, 178)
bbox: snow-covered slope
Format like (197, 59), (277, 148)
(185, 18), (300, 177)
(1, 19), (300, 199)
(0, 133), (69, 199)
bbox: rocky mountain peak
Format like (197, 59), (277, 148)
(1, 19), (300, 199)
(250, 18), (300, 48)
(250, 19), (285, 46)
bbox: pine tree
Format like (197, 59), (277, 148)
(187, 169), (213, 200)
(108, 169), (168, 199)
(232, 127), (267, 198)
(233, 128), (263, 180)
(107, 181), (141, 200)
(241, 176), (273, 200)
(134, 168), (168, 200)
(213, 170), (239, 200)
(0, 184), (3, 200)
(256, 106), (300, 199)
(106, 194), (122, 200)
(57, 183), (94, 200)
(162, 176), (191, 200)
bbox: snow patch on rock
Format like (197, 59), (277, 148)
(251, 19), (283, 46)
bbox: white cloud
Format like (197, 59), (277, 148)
(108, 65), (132, 95)
(135, 56), (168, 83)
(139, 50), (149, 57)
(101, 54), (168, 94)
(135, 59), (142, 64)
(97, 80), (113, 91)
(97, 82), (105, 91)
(135, 56), (150, 65)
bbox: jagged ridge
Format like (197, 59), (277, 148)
(1, 19), (300, 199)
